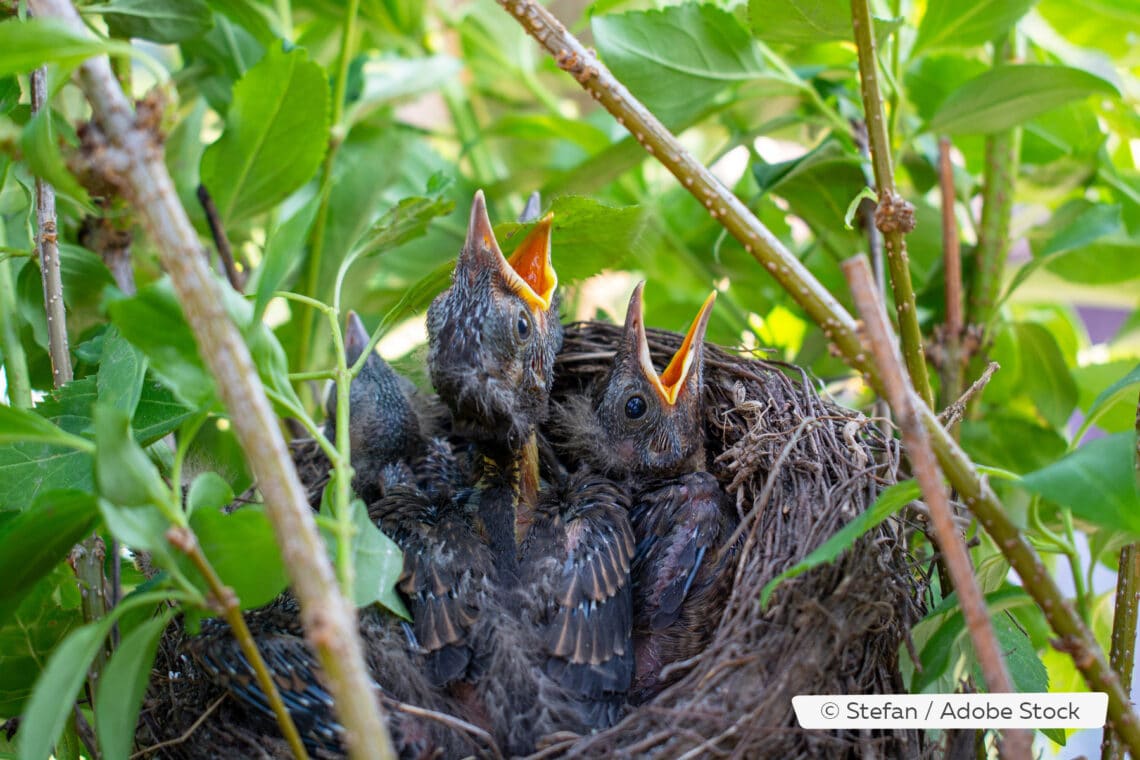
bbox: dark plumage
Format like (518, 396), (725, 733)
(426, 191), (561, 577)
(556, 283), (738, 702)
(186, 596), (475, 758)
(519, 469), (635, 730)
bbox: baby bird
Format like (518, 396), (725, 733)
(426, 191), (559, 578)
(558, 283), (738, 703)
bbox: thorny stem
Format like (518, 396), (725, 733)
(28, 1), (396, 756)
(967, 36), (1019, 337)
(167, 526), (309, 760)
(850, 0), (933, 410)
(1101, 396), (1140, 760)
(938, 137), (964, 417)
(845, 255), (1030, 760)
(493, 1), (1140, 754)
(296, 0), (361, 376)
(31, 63), (111, 698)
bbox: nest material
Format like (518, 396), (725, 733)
(135, 321), (925, 759)
(540, 322), (924, 759)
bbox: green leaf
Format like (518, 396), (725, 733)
(972, 613), (1062, 744)
(16, 589), (169, 760)
(761, 479), (920, 607)
(494, 195), (648, 284)
(16, 618), (115, 760)
(0, 405), (91, 450)
(107, 279), (218, 409)
(21, 106), (91, 207)
(1040, 203), (1122, 257)
(200, 44), (330, 224)
(187, 472), (234, 517)
(97, 325), (148, 417)
(913, 0), (1036, 55)
(88, 0), (214, 44)
(0, 76), (21, 114)
(252, 193), (320, 321)
(593, 4), (765, 128)
(1012, 323), (1076, 429)
(913, 585), (1035, 691)
(0, 491), (98, 626)
(925, 65), (1119, 136)
(0, 568), (82, 716)
(132, 379), (195, 444)
(747, 0), (850, 43)
(346, 499), (408, 617)
(95, 612), (172, 760)
(1020, 433), (1140, 537)
(189, 504), (288, 609)
(98, 498), (173, 555)
(93, 404), (172, 511)
(0, 18), (112, 77)
(348, 54), (461, 124)
(1080, 363), (1140, 438)
(349, 175), (456, 261)
(1038, 0), (1140, 57)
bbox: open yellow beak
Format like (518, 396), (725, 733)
(506, 212), (557, 312)
(627, 284), (716, 406)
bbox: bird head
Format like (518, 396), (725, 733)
(426, 191), (562, 452)
(591, 282), (716, 477)
(325, 311), (422, 473)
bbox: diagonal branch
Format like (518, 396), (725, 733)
(845, 255), (1030, 760)
(492, 1), (1140, 753)
(850, 0), (934, 409)
(24, 2), (396, 758)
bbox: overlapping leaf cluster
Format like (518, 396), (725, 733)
(0, 0), (1137, 756)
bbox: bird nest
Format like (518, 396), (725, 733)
(136, 320), (925, 759)
(539, 322), (924, 759)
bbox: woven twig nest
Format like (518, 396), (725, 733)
(137, 320), (924, 759)
(536, 322), (923, 759)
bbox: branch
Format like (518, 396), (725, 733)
(850, 0), (934, 409)
(938, 137), (964, 414)
(25, 3), (396, 757)
(167, 526), (308, 760)
(492, 2), (1140, 753)
(966, 37), (1019, 334)
(845, 255), (1030, 760)
(1101, 395), (1140, 760)
(32, 62), (110, 691)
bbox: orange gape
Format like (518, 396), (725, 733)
(506, 213), (557, 310)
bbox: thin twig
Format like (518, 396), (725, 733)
(26, 3), (397, 758)
(196, 184), (244, 292)
(166, 526), (309, 760)
(966, 36), (1020, 336)
(844, 254), (1031, 760)
(938, 362), (999, 431)
(71, 704), (98, 759)
(31, 62), (110, 701)
(938, 137), (964, 417)
(129, 694), (226, 759)
(850, 0), (933, 409)
(388, 700), (504, 760)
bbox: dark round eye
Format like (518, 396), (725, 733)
(625, 395), (647, 420)
(516, 310), (531, 340)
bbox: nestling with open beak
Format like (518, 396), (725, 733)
(426, 191), (560, 578)
(557, 283), (738, 703)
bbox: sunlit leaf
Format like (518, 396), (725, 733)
(0, 18), (112, 77)
(252, 193), (320, 321)
(913, 0), (1036, 55)
(187, 503), (288, 609)
(200, 44), (330, 223)
(593, 4), (765, 128)
(925, 65), (1119, 135)
(1020, 433), (1140, 537)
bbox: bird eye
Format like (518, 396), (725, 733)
(516, 309), (531, 341)
(625, 395), (647, 420)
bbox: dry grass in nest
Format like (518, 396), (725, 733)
(136, 320), (927, 759)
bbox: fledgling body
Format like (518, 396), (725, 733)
(557, 283), (738, 703)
